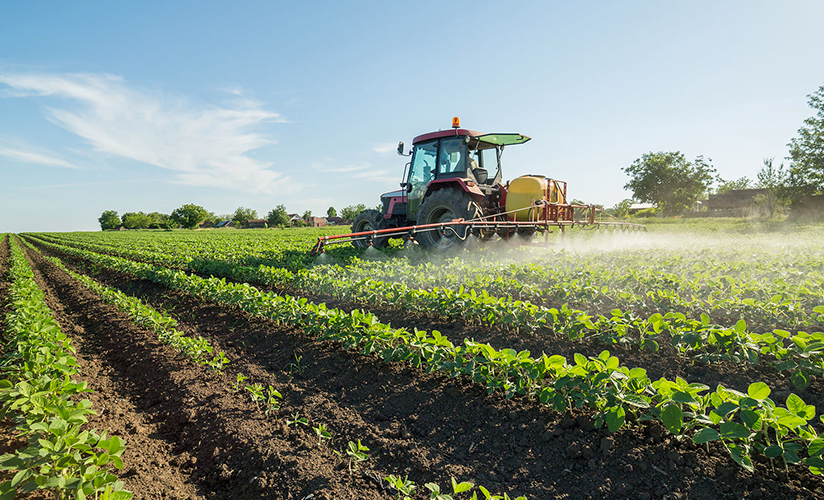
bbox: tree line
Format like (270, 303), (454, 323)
(616, 83), (824, 217)
(99, 203), (369, 231)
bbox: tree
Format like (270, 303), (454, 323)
(121, 211), (152, 229)
(147, 212), (173, 229)
(606, 199), (633, 218)
(232, 207), (258, 228)
(623, 152), (716, 215)
(170, 203), (208, 229)
(326, 206), (337, 218)
(715, 176), (752, 195)
(302, 210), (313, 221)
(340, 204), (366, 222)
(98, 210), (120, 231)
(266, 205), (290, 227)
(787, 83), (824, 196)
(755, 157), (790, 216)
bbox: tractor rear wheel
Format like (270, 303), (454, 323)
(416, 189), (482, 250)
(351, 209), (389, 249)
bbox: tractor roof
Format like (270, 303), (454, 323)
(412, 128), (531, 147)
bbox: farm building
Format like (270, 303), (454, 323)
(703, 189), (770, 216)
(245, 219), (268, 229)
(215, 220), (236, 228)
(325, 216), (345, 225)
(307, 216), (327, 227)
(628, 203), (656, 214)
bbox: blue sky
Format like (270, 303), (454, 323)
(2, 1), (823, 232)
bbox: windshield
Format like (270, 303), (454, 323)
(437, 137), (466, 175)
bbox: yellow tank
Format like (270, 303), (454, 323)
(506, 175), (564, 221)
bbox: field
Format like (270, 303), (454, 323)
(2, 219), (824, 499)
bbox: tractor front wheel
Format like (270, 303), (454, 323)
(416, 189), (482, 250)
(351, 209), (389, 249)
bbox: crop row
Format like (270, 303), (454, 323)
(0, 237), (131, 500)
(20, 239), (230, 375)
(321, 255), (824, 334)
(34, 231), (824, 333)
(32, 239), (530, 500)
(26, 236), (824, 475)
(28, 235), (824, 390)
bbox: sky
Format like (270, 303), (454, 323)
(1, 1), (823, 232)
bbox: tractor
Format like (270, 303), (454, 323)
(310, 118), (643, 255)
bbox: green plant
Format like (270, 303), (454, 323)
(345, 440), (369, 473)
(313, 423), (331, 446)
(385, 474), (416, 500)
(286, 354), (305, 379)
(232, 373), (248, 393)
(264, 386), (282, 416)
(286, 412), (308, 428)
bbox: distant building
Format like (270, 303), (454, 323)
(628, 203), (656, 214)
(198, 220), (215, 229)
(307, 216), (327, 227)
(325, 216), (345, 225)
(246, 219), (268, 229)
(216, 220), (236, 228)
(697, 189), (771, 217)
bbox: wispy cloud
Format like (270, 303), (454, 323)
(371, 143), (397, 154)
(0, 144), (79, 169)
(0, 72), (290, 194)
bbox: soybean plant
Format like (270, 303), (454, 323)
(345, 439), (369, 473)
(313, 423), (332, 446)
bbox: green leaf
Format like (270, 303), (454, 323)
(739, 410), (761, 431)
(661, 404), (683, 434)
(451, 477), (473, 494)
(764, 444), (783, 458)
(786, 393), (815, 419)
(791, 371), (810, 390)
(747, 382), (770, 401)
(605, 407), (626, 432)
(724, 442), (754, 472)
(672, 391), (696, 404)
(692, 428), (720, 444)
(720, 421), (751, 440)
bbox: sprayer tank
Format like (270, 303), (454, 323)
(505, 175), (566, 221)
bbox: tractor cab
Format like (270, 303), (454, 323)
(391, 120), (531, 222)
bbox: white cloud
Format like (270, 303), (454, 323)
(371, 142), (398, 154)
(0, 72), (289, 194)
(0, 144), (79, 169)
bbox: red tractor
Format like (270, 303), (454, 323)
(311, 118), (643, 255)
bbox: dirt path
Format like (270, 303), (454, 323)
(21, 238), (824, 499)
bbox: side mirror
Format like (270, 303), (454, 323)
(397, 142), (405, 156)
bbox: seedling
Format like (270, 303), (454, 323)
(286, 353), (306, 379)
(313, 423), (332, 445)
(207, 351), (230, 374)
(232, 373), (249, 393)
(264, 385), (282, 416)
(385, 475), (416, 500)
(346, 439), (370, 473)
(246, 383), (265, 407)
(286, 412), (309, 427)
(425, 478), (474, 500)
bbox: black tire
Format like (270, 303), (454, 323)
(351, 209), (389, 249)
(416, 189), (482, 250)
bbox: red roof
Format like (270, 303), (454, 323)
(412, 128), (483, 145)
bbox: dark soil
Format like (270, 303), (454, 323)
(19, 237), (824, 499)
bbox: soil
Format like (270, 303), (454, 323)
(12, 237), (823, 499)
